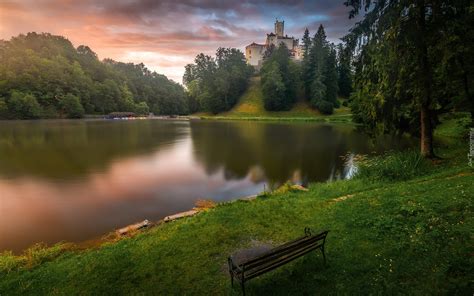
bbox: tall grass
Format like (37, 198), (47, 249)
(355, 150), (431, 181)
(0, 242), (72, 273)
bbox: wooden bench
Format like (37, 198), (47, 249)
(227, 228), (328, 295)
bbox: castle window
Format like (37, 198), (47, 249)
(249, 49), (251, 54)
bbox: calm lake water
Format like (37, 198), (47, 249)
(0, 119), (413, 252)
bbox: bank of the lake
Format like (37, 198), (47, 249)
(0, 114), (472, 295)
(195, 76), (354, 123)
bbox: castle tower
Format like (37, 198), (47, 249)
(275, 19), (284, 37)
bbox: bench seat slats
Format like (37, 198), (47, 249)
(228, 229), (328, 295)
(244, 243), (324, 280)
(242, 236), (322, 271)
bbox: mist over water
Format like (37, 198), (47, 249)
(0, 119), (414, 252)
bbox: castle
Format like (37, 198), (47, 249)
(245, 19), (302, 69)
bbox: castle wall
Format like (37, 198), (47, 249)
(245, 20), (302, 67)
(245, 45), (264, 67)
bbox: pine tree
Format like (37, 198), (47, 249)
(309, 25), (329, 112)
(301, 28), (313, 98)
(323, 46), (339, 109)
(336, 43), (352, 98)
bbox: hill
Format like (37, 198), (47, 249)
(198, 76), (352, 122)
(0, 32), (187, 119)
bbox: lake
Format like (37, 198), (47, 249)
(0, 119), (414, 253)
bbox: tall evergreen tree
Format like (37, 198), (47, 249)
(336, 43), (353, 98)
(344, 0), (472, 157)
(260, 43), (299, 111)
(323, 45), (339, 109)
(301, 28), (313, 98)
(309, 24), (335, 114)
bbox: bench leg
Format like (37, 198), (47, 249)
(241, 280), (245, 296)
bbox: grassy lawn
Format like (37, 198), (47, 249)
(0, 114), (472, 295)
(196, 76), (353, 123)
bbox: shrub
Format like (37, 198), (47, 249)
(355, 150), (430, 181)
(24, 242), (71, 268)
(134, 101), (150, 115)
(315, 99), (333, 115)
(60, 93), (85, 118)
(0, 251), (25, 273)
(7, 90), (42, 119)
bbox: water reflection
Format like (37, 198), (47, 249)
(190, 121), (408, 185)
(0, 119), (413, 252)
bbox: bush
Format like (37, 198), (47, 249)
(60, 93), (85, 118)
(315, 99), (333, 115)
(24, 243), (71, 269)
(7, 91), (42, 119)
(0, 251), (25, 273)
(134, 101), (150, 115)
(355, 150), (430, 181)
(0, 97), (8, 119)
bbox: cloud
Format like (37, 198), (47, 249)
(0, 0), (358, 82)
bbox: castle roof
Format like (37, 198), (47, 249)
(267, 32), (276, 37)
(246, 42), (265, 48)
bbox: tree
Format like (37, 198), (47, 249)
(344, 0), (472, 157)
(7, 90), (42, 119)
(0, 32), (188, 119)
(260, 43), (298, 111)
(183, 48), (252, 114)
(323, 46), (339, 108)
(308, 24), (335, 113)
(301, 28), (313, 98)
(262, 62), (286, 111)
(135, 101), (149, 115)
(59, 93), (84, 118)
(336, 43), (353, 98)
(0, 97), (8, 119)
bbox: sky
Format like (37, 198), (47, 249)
(0, 0), (359, 83)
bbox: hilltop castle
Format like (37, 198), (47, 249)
(245, 19), (302, 69)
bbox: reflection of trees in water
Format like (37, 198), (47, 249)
(190, 121), (414, 185)
(0, 120), (188, 178)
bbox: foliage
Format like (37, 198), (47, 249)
(261, 61), (287, 110)
(0, 32), (187, 119)
(183, 48), (253, 114)
(260, 43), (300, 111)
(344, 0), (473, 157)
(6, 90), (42, 119)
(313, 99), (333, 115)
(355, 150), (430, 181)
(303, 25), (341, 114)
(59, 93), (85, 118)
(336, 43), (353, 98)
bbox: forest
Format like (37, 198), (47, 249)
(345, 0), (472, 157)
(0, 33), (188, 119)
(183, 48), (254, 114)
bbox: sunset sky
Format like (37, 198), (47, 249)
(0, 0), (359, 83)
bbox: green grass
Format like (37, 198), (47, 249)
(196, 76), (353, 122)
(0, 114), (472, 295)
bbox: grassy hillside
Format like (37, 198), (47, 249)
(0, 114), (472, 295)
(198, 76), (352, 122)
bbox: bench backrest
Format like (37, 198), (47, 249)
(240, 231), (328, 280)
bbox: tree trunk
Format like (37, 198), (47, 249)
(417, 0), (436, 158)
(420, 103), (435, 157)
